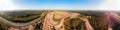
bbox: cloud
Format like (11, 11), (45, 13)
(95, 0), (120, 10)
(0, 0), (19, 11)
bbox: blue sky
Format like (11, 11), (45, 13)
(1, 0), (120, 10)
(12, 0), (102, 9)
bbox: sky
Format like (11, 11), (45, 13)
(0, 0), (120, 11)
(12, 0), (102, 9)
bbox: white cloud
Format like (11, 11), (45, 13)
(0, 0), (19, 11)
(95, 0), (120, 10)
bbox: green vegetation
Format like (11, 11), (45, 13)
(0, 10), (44, 23)
(0, 22), (9, 30)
